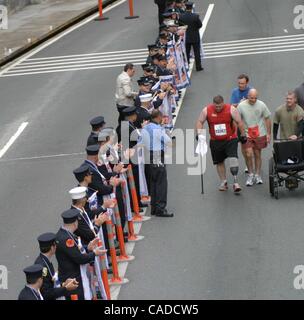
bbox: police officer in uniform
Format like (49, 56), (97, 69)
(142, 64), (157, 81)
(155, 54), (172, 77)
(116, 107), (147, 209)
(18, 264), (44, 300)
(134, 77), (164, 111)
(73, 164), (114, 218)
(87, 116), (106, 146)
(81, 145), (121, 250)
(175, 0), (186, 14)
(55, 209), (106, 300)
(81, 145), (119, 206)
(134, 77), (153, 108)
(141, 110), (174, 217)
(179, 2), (203, 71)
(35, 233), (78, 300)
(146, 44), (160, 65)
(135, 94), (153, 129)
(69, 186), (109, 246)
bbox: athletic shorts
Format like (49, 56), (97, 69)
(210, 138), (238, 165)
(242, 135), (267, 150)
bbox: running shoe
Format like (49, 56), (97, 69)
(219, 180), (228, 191)
(233, 183), (242, 193)
(244, 167), (249, 173)
(246, 174), (255, 186)
(255, 175), (263, 184)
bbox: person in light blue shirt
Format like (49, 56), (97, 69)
(230, 74), (252, 173)
(141, 115), (172, 154)
(230, 74), (252, 106)
(141, 110), (173, 218)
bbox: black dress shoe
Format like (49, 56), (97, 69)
(139, 208), (144, 213)
(140, 203), (149, 208)
(196, 67), (204, 71)
(155, 211), (174, 217)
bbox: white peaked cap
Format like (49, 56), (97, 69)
(140, 93), (153, 102)
(69, 186), (88, 200)
(166, 20), (178, 27)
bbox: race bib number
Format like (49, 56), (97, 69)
(248, 125), (260, 139)
(214, 124), (227, 136)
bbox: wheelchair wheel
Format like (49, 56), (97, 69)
(274, 176), (279, 200)
(269, 157), (274, 196)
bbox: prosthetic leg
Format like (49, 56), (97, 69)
(229, 157), (242, 193)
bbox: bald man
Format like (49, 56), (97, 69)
(237, 89), (272, 186)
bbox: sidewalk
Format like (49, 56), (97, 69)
(0, 0), (102, 62)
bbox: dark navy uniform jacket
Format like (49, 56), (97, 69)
(34, 253), (67, 300)
(18, 286), (43, 300)
(55, 228), (95, 300)
(179, 12), (202, 43)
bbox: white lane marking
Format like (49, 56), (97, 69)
(203, 32), (304, 45)
(16, 36), (304, 69)
(204, 46), (304, 59)
(2, 61), (147, 77)
(0, 0), (128, 76)
(204, 37), (304, 49)
(3, 29), (304, 77)
(0, 122), (29, 158)
(10, 39), (304, 73)
(205, 42), (304, 55)
(27, 48), (148, 61)
(200, 3), (214, 38)
(21, 52), (148, 66)
(10, 59), (147, 72)
(0, 152), (85, 162)
(14, 56), (148, 70)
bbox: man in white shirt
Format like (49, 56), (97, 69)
(115, 63), (138, 123)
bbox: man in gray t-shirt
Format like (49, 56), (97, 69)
(295, 82), (304, 109)
(238, 89), (271, 186)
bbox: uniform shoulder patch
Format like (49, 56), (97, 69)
(66, 239), (75, 248)
(42, 267), (48, 277)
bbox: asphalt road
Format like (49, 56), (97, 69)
(1, 0), (304, 300)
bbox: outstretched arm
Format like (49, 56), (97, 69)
(195, 107), (207, 136)
(231, 106), (245, 136)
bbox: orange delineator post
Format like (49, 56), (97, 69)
(125, 0), (139, 19)
(106, 219), (128, 285)
(127, 220), (142, 241)
(128, 0), (134, 17)
(113, 200), (135, 262)
(95, 0), (109, 21)
(98, 239), (111, 300)
(126, 165), (142, 222)
(121, 176), (144, 241)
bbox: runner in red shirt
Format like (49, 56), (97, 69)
(196, 95), (247, 193)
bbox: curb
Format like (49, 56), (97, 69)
(0, 0), (117, 68)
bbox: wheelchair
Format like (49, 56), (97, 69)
(269, 139), (304, 199)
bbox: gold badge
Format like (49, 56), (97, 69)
(42, 267), (48, 277)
